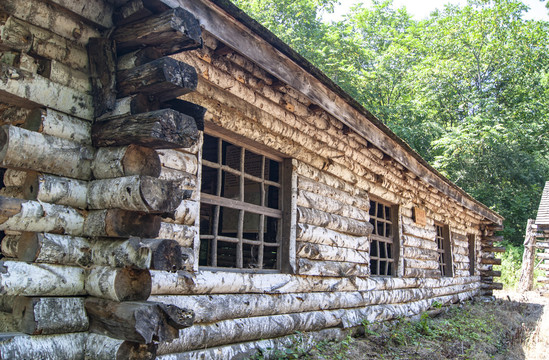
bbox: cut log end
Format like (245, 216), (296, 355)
(115, 268), (152, 302)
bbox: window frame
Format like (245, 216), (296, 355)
(368, 197), (400, 277)
(198, 127), (295, 273)
(435, 223), (453, 277)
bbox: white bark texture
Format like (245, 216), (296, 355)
(157, 222), (197, 247)
(297, 223), (369, 251)
(0, 198), (85, 235)
(297, 258), (370, 277)
(157, 149), (198, 175)
(168, 200), (199, 226)
(12, 296), (89, 335)
(296, 241), (369, 263)
(0, 260), (86, 296)
(296, 206), (372, 237)
(23, 108), (91, 144)
(17, 232), (90, 266)
(85, 266), (151, 302)
(297, 189), (369, 221)
(0, 332), (87, 359)
(92, 145), (161, 179)
(297, 175), (370, 211)
(0, 125), (94, 180)
(85, 333), (157, 360)
(24, 173), (88, 209)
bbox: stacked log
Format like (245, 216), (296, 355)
(0, 0), (203, 355)
(478, 224), (505, 296)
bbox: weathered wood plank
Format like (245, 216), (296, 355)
(85, 298), (194, 343)
(164, 99), (206, 131)
(0, 63), (93, 120)
(92, 109), (199, 149)
(116, 57), (198, 101)
(112, 7), (202, 55)
(96, 94), (162, 121)
(88, 38), (117, 118)
(47, 0), (114, 28)
(113, 0), (171, 26)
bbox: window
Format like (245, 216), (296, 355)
(369, 199), (399, 276)
(435, 224), (453, 277)
(468, 234), (476, 276)
(199, 133), (284, 270)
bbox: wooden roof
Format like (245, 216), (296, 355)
(536, 182), (549, 227)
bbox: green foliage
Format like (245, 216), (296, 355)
(495, 243), (523, 289)
(230, 0), (549, 246)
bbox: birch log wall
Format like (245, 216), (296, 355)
(0, 0), (504, 359)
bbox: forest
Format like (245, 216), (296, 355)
(231, 0), (549, 251)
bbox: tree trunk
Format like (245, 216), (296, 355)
(92, 145), (161, 179)
(23, 108), (91, 145)
(12, 296), (89, 335)
(91, 109), (198, 149)
(85, 298), (194, 343)
(85, 266), (151, 302)
(0, 125), (94, 180)
(24, 173), (88, 209)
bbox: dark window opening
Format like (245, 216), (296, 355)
(369, 200), (398, 276)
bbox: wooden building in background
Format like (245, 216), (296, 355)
(0, 0), (504, 358)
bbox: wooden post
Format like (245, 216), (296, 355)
(85, 298), (194, 343)
(88, 38), (117, 118)
(518, 219), (537, 292)
(92, 109), (198, 149)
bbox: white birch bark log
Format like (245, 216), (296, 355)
(404, 258), (440, 270)
(402, 246), (439, 261)
(157, 222), (197, 247)
(24, 173), (88, 209)
(402, 223), (436, 240)
(404, 268), (441, 279)
(297, 223), (369, 251)
(297, 175), (370, 211)
(297, 258), (370, 277)
(83, 209), (160, 238)
(157, 149), (198, 175)
(0, 125), (94, 180)
(18, 232), (90, 266)
(402, 235), (438, 251)
(47, 60), (91, 93)
(3, 169), (28, 187)
(0, 196), (85, 235)
(296, 241), (369, 263)
(158, 168), (197, 200)
(297, 189), (369, 221)
(296, 206), (372, 237)
(92, 145), (161, 179)
(23, 108), (91, 144)
(0, 64), (93, 120)
(85, 333), (157, 360)
(1, 234), (19, 257)
(162, 200), (198, 226)
(12, 296), (89, 335)
(85, 266), (151, 302)
(0, 332), (87, 359)
(87, 176), (183, 213)
(0, 260), (86, 296)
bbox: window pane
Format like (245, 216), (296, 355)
(264, 217), (280, 243)
(244, 179), (262, 206)
(243, 212), (261, 240)
(219, 207), (239, 236)
(263, 245), (278, 269)
(221, 171), (240, 200)
(243, 244), (260, 269)
(245, 150), (263, 178)
(370, 259), (378, 275)
(199, 238), (211, 266)
(377, 203), (383, 219)
(377, 220), (384, 236)
(370, 240), (378, 257)
(201, 165), (218, 195)
(199, 203), (215, 236)
(222, 141), (241, 170)
(266, 185), (280, 209)
(385, 206), (391, 220)
(216, 241), (237, 268)
(203, 134), (218, 163)
(369, 200), (375, 216)
(265, 158), (280, 182)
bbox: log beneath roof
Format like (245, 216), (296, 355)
(86, 267), (151, 302)
(0, 332), (87, 359)
(47, 0), (113, 28)
(0, 260), (86, 296)
(17, 233), (184, 271)
(92, 145), (161, 179)
(0, 16), (89, 72)
(88, 38), (117, 118)
(23, 108), (91, 145)
(0, 196), (85, 235)
(24, 173), (88, 209)
(83, 209), (161, 238)
(85, 298), (194, 343)
(87, 176), (184, 213)
(164, 99), (207, 131)
(12, 296), (89, 335)
(0, 64), (93, 121)
(112, 7), (202, 56)
(86, 333), (157, 360)
(116, 57), (198, 101)
(113, 0), (171, 25)
(117, 48), (165, 71)
(96, 94), (162, 121)
(296, 206), (372, 237)
(91, 109), (199, 149)
(0, 125), (94, 180)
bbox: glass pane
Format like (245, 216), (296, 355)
(266, 185), (280, 209)
(263, 245), (278, 269)
(377, 203), (383, 219)
(221, 171), (240, 200)
(377, 220), (384, 236)
(201, 165), (218, 195)
(243, 212), (261, 240)
(199, 238), (211, 266)
(244, 150), (263, 178)
(385, 206), (391, 220)
(244, 180), (262, 206)
(380, 260), (387, 275)
(387, 262), (393, 276)
(199, 203), (215, 235)
(202, 134), (218, 163)
(369, 200), (375, 216)
(370, 259), (378, 275)
(216, 241), (237, 268)
(219, 207), (239, 236)
(370, 240), (378, 257)
(264, 217), (279, 243)
(265, 158), (280, 183)
(387, 243), (392, 258)
(386, 223), (392, 237)
(380, 241), (387, 258)
(222, 141), (241, 171)
(243, 243), (260, 269)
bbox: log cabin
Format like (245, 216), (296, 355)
(0, 0), (504, 358)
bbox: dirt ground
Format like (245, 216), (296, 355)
(304, 290), (549, 360)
